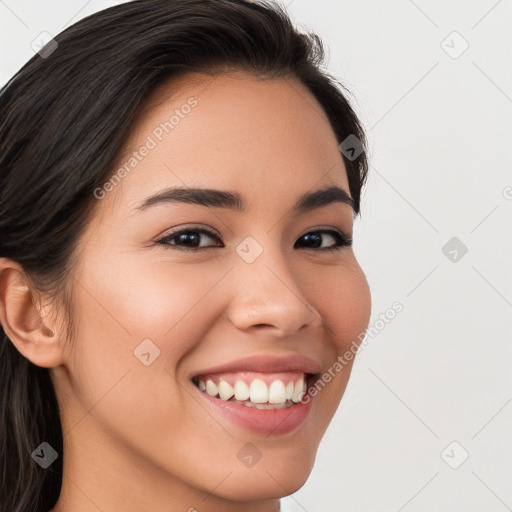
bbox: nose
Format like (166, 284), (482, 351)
(227, 248), (322, 339)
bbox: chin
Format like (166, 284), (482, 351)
(217, 460), (314, 502)
(209, 437), (319, 502)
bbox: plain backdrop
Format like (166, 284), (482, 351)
(1, 1), (511, 511)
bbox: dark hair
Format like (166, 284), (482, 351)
(0, 0), (368, 510)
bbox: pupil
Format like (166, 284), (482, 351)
(180, 233), (198, 246)
(303, 233), (321, 248)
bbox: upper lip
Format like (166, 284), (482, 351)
(190, 354), (322, 379)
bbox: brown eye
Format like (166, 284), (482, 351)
(294, 229), (352, 251)
(156, 228), (223, 251)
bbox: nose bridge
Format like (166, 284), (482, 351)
(227, 234), (321, 336)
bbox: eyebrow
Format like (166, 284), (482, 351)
(134, 185), (355, 214)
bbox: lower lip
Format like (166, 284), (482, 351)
(193, 384), (313, 435)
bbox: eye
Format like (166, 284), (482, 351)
(155, 226), (352, 252)
(156, 226), (223, 251)
(294, 228), (352, 252)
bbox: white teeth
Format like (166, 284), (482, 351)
(268, 380), (286, 404)
(198, 374), (309, 406)
(249, 379), (269, 404)
(291, 378), (305, 403)
(234, 380), (250, 401)
(252, 401), (288, 410)
(218, 380), (234, 400)
(205, 379), (218, 397)
(231, 399), (292, 410)
(285, 381), (294, 400)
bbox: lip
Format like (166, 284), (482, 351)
(192, 379), (314, 435)
(189, 354), (321, 435)
(189, 354), (322, 379)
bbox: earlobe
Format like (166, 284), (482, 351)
(0, 258), (64, 368)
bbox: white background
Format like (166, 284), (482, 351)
(1, 1), (511, 511)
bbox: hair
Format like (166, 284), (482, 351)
(0, 0), (368, 510)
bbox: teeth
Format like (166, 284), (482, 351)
(205, 379), (218, 397)
(268, 380), (286, 404)
(241, 400), (290, 410)
(285, 381), (294, 400)
(197, 374), (310, 406)
(234, 380), (250, 401)
(249, 379), (268, 404)
(218, 380), (234, 400)
(291, 378), (305, 403)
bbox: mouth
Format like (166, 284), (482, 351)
(188, 355), (321, 435)
(191, 371), (313, 410)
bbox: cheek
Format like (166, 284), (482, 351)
(66, 255), (227, 408)
(64, 256), (228, 463)
(295, 257), (371, 427)
(312, 257), (372, 353)
(77, 250), (226, 344)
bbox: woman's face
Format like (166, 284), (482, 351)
(53, 72), (371, 509)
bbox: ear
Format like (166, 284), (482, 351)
(0, 257), (65, 368)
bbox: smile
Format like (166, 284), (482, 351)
(192, 371), (309, 409)
(189, 355), (321, 435)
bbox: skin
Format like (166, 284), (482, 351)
(0, 71), (371, 511)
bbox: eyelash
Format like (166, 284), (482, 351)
(155, 226), (352, 253)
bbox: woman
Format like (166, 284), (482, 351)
(0, 0), (371, 510)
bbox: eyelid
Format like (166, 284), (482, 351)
(157, 224), (221, 240)
(302, 225), (351, 237)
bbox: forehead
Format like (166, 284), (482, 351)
(100, 71), (350, 215)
